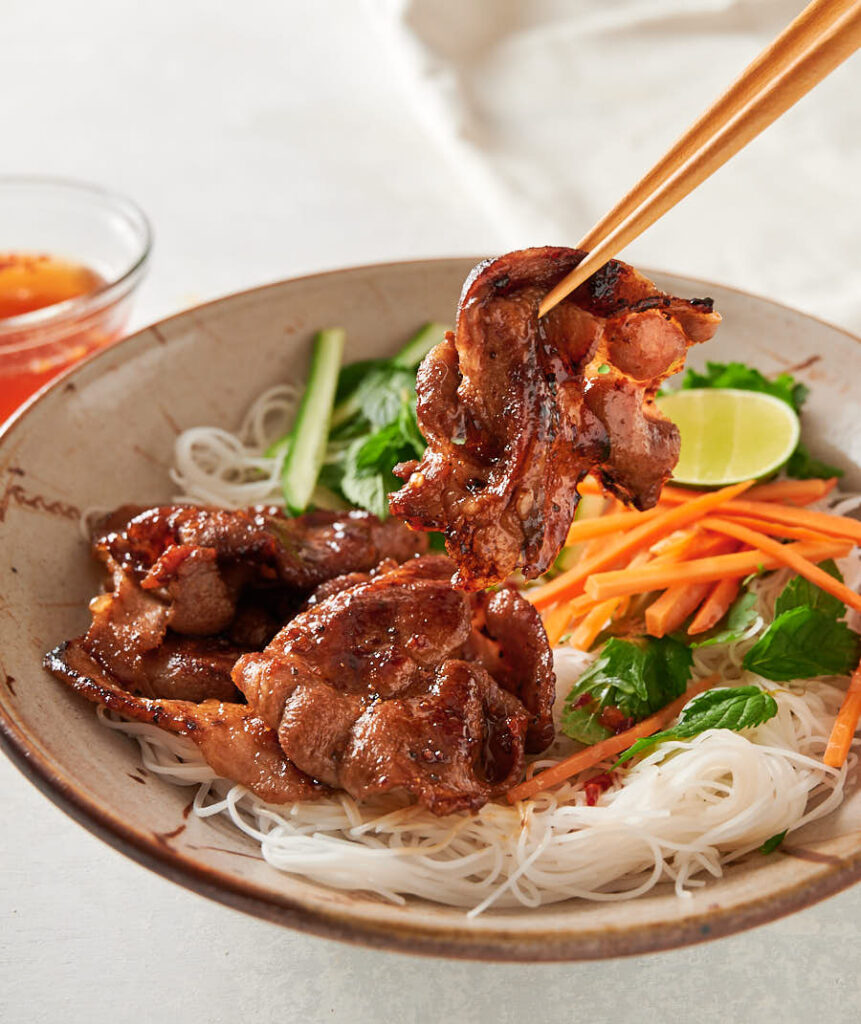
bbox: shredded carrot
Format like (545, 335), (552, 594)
(646, 582), (718, 638)
(824, 660), (861, 768)
(507, 675), (720, 802)
(556, 533), (731, 623)
(720, 499), (861, 545)
(688, 576), (742, 635)
(564, 506), (664, 545)
(580, 475), (836, 507)
(579, 531), (616, 564)
(745, 477), (838, 505)
(650, 529), (735, 563)
(648, 528), (700, 561)
(645, 537), (739, 637)
(585, 539), (852, 603)
(720, 513), (831, 543)
(701, 517), (861, 613)
(527, 480), (755, 611)
(568, 597), (623, 651)
(660, 477), (838, 507)
(542, 603), (575, 646)
(563, 591), (604, 619)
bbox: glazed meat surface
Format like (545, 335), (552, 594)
(389, 247), (720, 588)
(233, 555), (556, 815)
(45, 507), (429, 804)
(46, 639), (325, 804)
(97, 505), (427, 635)
(84, 505), (428, 701)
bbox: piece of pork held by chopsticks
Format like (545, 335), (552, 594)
(389, 246), (721, 590)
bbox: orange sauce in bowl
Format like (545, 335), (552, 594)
(0, 253), (125, 423)
(0, 253), (103, 319)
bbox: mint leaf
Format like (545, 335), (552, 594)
(558, 705), (614, 746)
(331, 365), (417, 439)
(775, 560), (844, 618)
(352, 366), (417, 431)
(785, 442), (844, 480)
(336, 400), (424, 520)
(760, 830), (787, 855)
(396, 396), (426, 458)
(561, 637), (692, 744)
(614, 685), (778, 766)
(690, 589), (758, 648)
(338, 443), (389, 519)
(746, 563), (861, 680)
(321, 329), (430, 518)
(742, 606), (860, 681)
(354, 419), (410, 472)
(334, 357), (388, 406)
(679, 361), (808, 412)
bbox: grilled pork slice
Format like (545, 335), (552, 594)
(233, 555), (555, 815)
(81, 505), (427, 703)
(45, 639), (326, 804)
(389, 246), (720, 589)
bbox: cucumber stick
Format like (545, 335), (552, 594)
(391, 321), (448, 369)
(281, 328), (345, 514)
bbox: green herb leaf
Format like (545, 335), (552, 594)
(760, 830), (787, 855)
(614, 685), (778, 766)
(560, 637), (693, 744)
(742, 606), (860, 681)
(690, 590), (759, 648)
(331, 365), (417, 439)
(785, 442), (844, 480)
(558, 705), (614, 746)
(334, 395), (425, 519)
(396, 396), (426, 459)
(338, 440), (390, 519)
(679, 361), (807, 412)
(427, 530), (448, 553)
(334, 357), (388, 407)
(316, 326), (439, 517)
(775, 559), (844, 618)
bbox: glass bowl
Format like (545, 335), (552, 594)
(0, 177), (152, 421)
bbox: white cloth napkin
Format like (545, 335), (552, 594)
(367, 0), (861, 331)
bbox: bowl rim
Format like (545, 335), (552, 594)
(0, 175), (152, 338)
(1, 256), (860, 961)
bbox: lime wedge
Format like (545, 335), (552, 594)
(656, 388), (800, 486)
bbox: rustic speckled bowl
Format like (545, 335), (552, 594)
(1, 258), (860, 960)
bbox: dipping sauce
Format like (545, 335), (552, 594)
(0, 252), (124, 424)
(0, 253), (104, 319)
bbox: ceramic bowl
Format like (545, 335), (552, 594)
(1, 258), (859, 960)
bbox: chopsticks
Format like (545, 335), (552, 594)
(538, 0), (861, 318)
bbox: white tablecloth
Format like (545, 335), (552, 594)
(2, 3), (860, 1022)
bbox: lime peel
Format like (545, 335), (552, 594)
(656, 388), (801, 487)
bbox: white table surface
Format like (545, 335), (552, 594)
(2, 3), (860, 1022)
